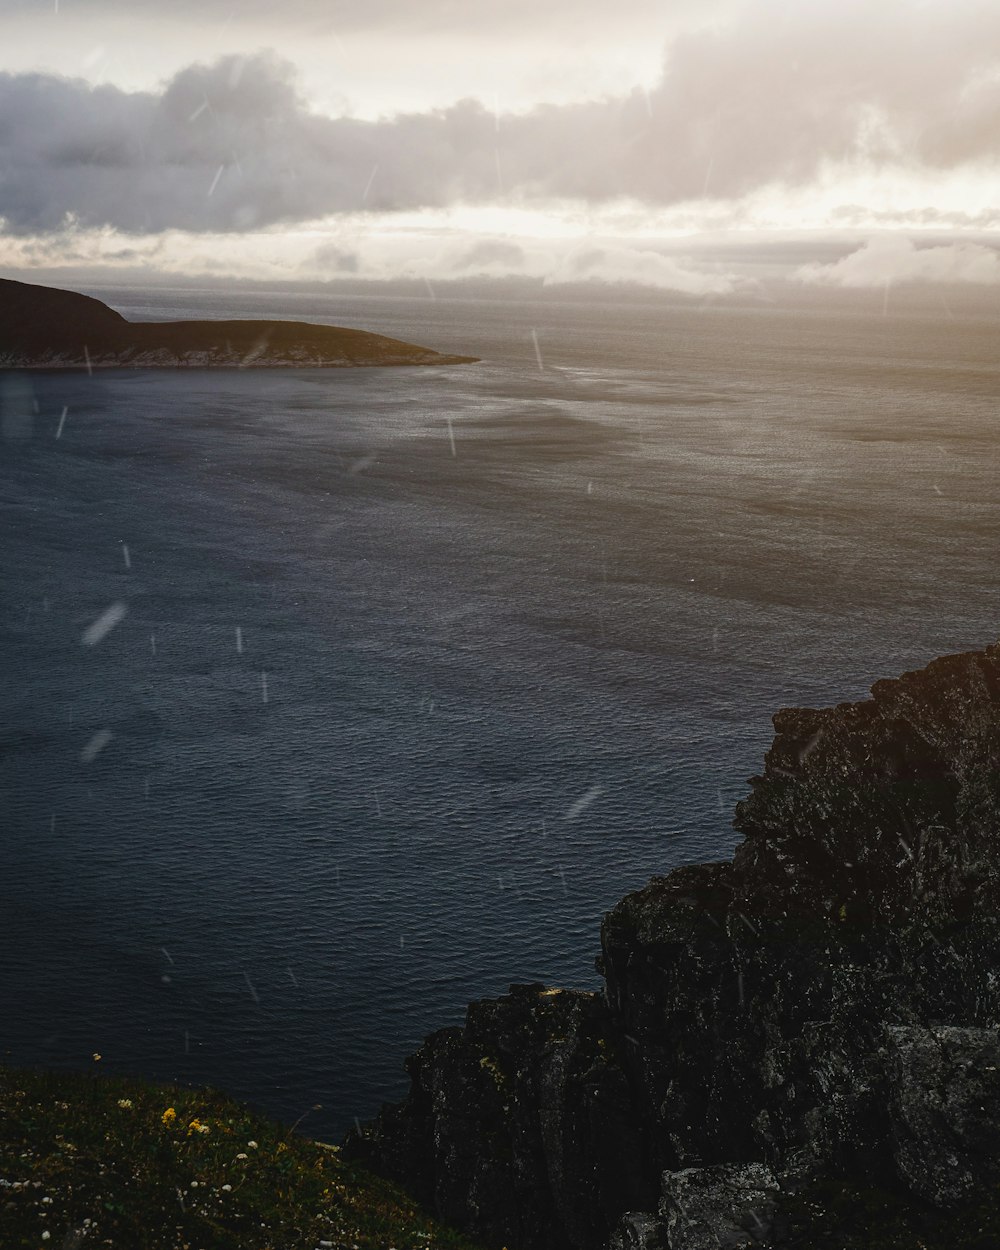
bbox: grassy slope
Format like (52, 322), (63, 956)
(0, 1065), (484, 1250)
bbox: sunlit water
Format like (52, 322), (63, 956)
(2, 282), (999, 1138)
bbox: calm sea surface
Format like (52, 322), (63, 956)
(2, 282), (999, 1138)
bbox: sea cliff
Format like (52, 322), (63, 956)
(353, 643), (1000, 1249)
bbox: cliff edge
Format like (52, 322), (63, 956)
(0, 278), (478, 368)
(353, 643), (1000, 1249)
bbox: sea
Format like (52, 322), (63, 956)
(2, 277), (999, 1140)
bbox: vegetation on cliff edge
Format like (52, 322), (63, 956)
(0, 1063), (485, 1250)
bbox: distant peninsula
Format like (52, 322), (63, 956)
(0, 278), (478, 369)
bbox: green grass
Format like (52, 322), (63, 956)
(0, 1064), (485, 1250)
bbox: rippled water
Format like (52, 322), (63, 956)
(2, 283), (999, 1138)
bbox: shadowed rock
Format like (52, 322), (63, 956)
(0, 278), (478, 368)
(351, 642), (1000, 1249)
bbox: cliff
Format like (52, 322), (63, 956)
(353, 643), (1000, 1249)
(0, 278), (477, 368)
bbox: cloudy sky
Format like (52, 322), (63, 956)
(0, 0), (998, 288)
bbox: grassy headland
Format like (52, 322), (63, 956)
(0, 1063), (484, 1250)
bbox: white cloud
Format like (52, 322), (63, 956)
(796, 236), (1000, 287)
(545, 245), (739, 293)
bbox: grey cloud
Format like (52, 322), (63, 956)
(5, 0), (678, 34)
(451, 240), (527, 272)
(2, 1), (1000, 234)
(631, 0), (1000, 202)
(310, 243), (359, 272)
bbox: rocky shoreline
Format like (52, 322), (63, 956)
(351, 643), (1000, 1249)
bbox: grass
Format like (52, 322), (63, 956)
(0, 1063), (485, 1250)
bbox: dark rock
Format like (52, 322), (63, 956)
(352, 984), (655, 1250)
(658, 1164), (781, 1249)
(886, 1025), (1000, 1205)
(608, 1210), (669, 1250)
(355, 643), (1000, 1248)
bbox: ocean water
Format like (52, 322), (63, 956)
(2, 281), (999, 1139)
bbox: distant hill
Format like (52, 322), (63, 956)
(0, 278), (478, 369)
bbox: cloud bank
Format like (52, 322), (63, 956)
(323, 236), (741, 294)
(797, 237), (1000, 286)
(1, 0), (999, 235)
(543, 245), (738, 293)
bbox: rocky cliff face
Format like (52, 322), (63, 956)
(353, 644), (1000, 1249)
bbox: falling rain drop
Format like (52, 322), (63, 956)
(81, 729), (113, 763)
(81, 601), (127, 647)
(531, 328), (544, 372)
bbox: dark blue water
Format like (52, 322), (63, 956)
(2, 284), (999, 1139)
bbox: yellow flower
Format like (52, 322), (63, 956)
(91, 1053), (101, 1062)
(117, 1099), (133, 1110)
(187, 1118), (210, 1136)
(162, 1107), (177, 1127)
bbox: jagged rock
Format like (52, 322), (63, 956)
(607, 1210), (669, 1250)
(355, 644), (1000, 1249)
(886, 1025), (1000, 1205)
(352, 984), (655, 1250)
(659, 1164), (781, 1249)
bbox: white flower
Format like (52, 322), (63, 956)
(235, 1152), (248, 1160)
(247, 1140), (258, 1149)
(117, 1099), (133, 1110)
(41, 1235), (51, 1243)
(221, 1184), (232, 1192)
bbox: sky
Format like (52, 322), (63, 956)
(0, 0), (998, 289)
